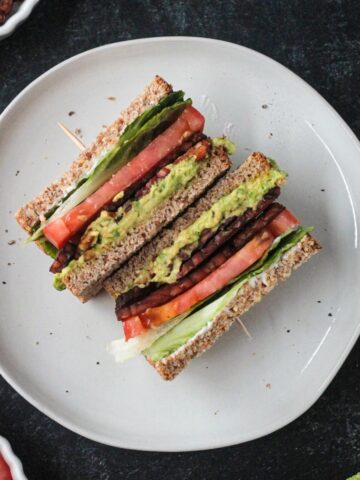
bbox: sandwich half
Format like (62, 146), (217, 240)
(106, 152), (320, 380)
(16, 76), (230, 301)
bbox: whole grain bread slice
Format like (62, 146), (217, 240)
(147, 233), (321, 380)
(104, 152), (285, 298)
(63, 146), (231, 302)
(15, 75), (173, 234)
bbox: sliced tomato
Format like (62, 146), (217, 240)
(268, 209), (299, 237)
(0, 454), (12, 480)
(123, 316), (148, 341)
(44, 106), (205, 249)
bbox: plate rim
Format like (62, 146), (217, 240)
(0, 36), (359, 452)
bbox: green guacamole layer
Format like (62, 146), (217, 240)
(131, 161), (286, 288)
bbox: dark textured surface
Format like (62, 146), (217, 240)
(0, 1), (359, 479)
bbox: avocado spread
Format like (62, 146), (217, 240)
(132, 162), (286, 288)
(53, 154), (202, 290)
(212, 137), (236, 155)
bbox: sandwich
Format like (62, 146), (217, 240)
(106, 152), (321, 380)
(15, 76), (231, 301)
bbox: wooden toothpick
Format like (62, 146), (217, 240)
(235, 318), (253, 339)
(57, 122), (86, 151)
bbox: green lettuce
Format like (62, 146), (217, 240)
(29, 91), (190, 242)
(145, 226), (312, 361)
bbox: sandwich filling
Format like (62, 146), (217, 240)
(107, 156), (317, 362)
(112, 158), (286, 307)
(25, 89), (223, 290)
(108, 203), (313, 362)
(125, 161), (285, 288)
(52, 137), (212, 290)
(30, 90), (191, 243)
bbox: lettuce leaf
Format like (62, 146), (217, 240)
(29, 91), (190, 242)
(107, 312), (190, 363)
(145, 226), (312, 361)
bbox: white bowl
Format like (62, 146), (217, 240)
(0, 0), (40, 39)
(0, 437), (27, 480)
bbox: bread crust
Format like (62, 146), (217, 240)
(15, 76), (173, 234)
(105, 152), (284, 298)
(147, 233), (321, 380)
(63, 147), (231, 302)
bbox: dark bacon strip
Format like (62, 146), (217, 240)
(115, 203), (285, 320)
(115, 284), (160, 314)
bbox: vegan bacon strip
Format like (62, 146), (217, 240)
(115, 202), (285, 320)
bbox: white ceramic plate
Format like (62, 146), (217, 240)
(0, 37), (359, 452)
(0, 0), (40, 39)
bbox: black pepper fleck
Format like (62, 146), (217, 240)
(321, 189), (325, 192)
(96, 361), (100, 365)
(5, 229), (8, 233)
(7, 240), (16, 245)
(68, 111), (75, 116)
(317, 300), (322, 303)
(262, 104), (268, 109)
(15, 170), (20, 176)
(328, 313), (333, 317)
(2, 281), (6, 285)
(65, 390), (69, 393)
(286, 329), (291, 333)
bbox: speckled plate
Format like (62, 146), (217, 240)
(0, 37), (359, 452)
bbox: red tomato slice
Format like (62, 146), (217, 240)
(268, 209), (299, 236)
(123, 315), (148, 341)
(0, 454), (12, 480)
(44, 106), (205, 249)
